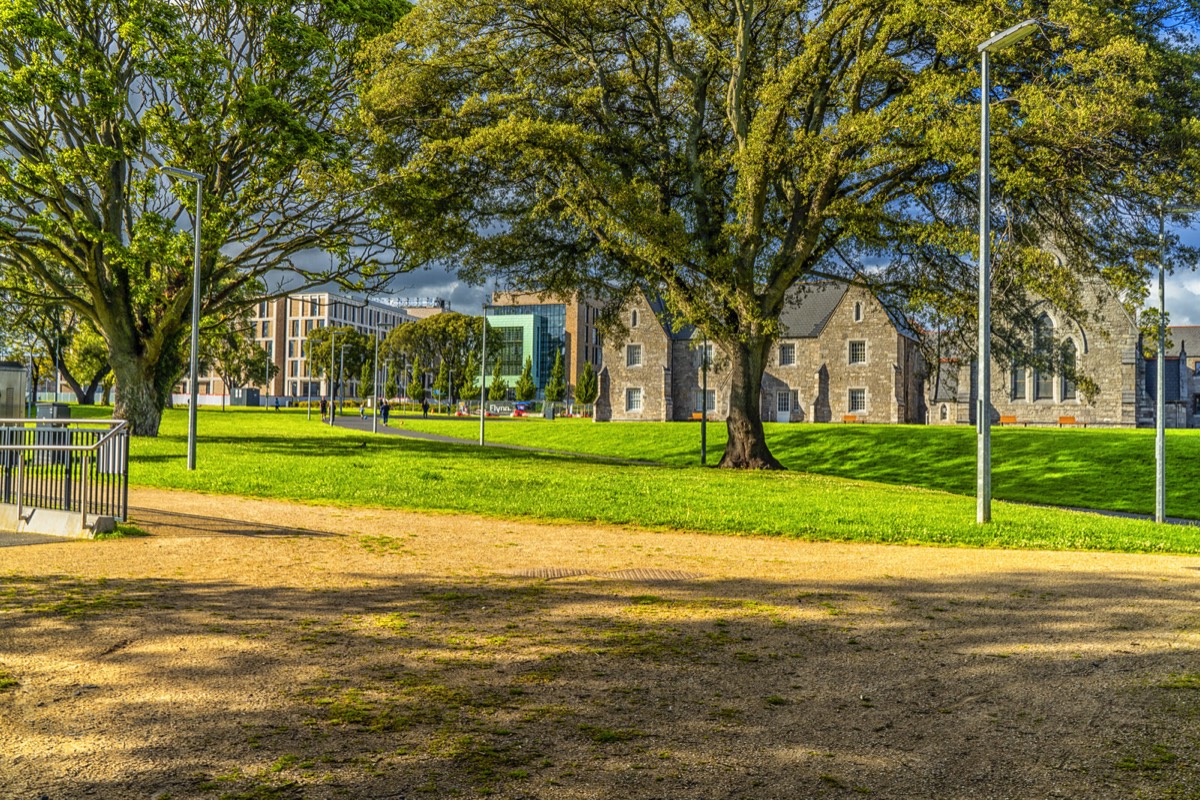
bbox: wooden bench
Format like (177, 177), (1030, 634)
(999, 415), (1020, 426)
(1058, 416), (1085, 428)
(842, 414), (864, 423)
(691, 412), (704, 421)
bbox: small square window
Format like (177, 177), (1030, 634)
(779, 343), (795, 366)
(849, 388), (866, 412)
(626, 344), (642, 367)
(626, 387), (643, 412)
(849, 341), (866, 365)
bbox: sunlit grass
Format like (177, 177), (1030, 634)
(98, 406), (1200, 554)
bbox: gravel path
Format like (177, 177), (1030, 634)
(1, 487), (1199, 798)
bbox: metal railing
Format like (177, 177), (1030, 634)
(0, 419), (129, 524)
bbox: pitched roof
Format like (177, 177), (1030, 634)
(647, 296), (696, 341)
(779, 282), (849, 338)
(1168, 326), (1200, 358)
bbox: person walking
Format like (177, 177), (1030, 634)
(273, 397), (280, 412)
(421, 398), (430, 418)
(380, 399), (390, 427)
(320, 397), (327, 421)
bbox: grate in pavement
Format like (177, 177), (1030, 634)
(600, 569), (704, 581)
(508, 567), (592, 580)
(506, 567), (703, 582)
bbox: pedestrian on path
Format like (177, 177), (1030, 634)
(421, 398), (430, 418)
(381, 399), (390, 427)
(320, 397), (327, 421)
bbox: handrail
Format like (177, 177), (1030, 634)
(0, 419), (127, 452)
(0, 418), (130, 523)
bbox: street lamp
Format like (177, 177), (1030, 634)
(339, 343), (349, 416)
(479, 300), (488, 446)
(163, 166), (205, 471)
(328, 328), (337, 426)
(1154, 204), (1200, 523)
(976, 19), (1039, 524)
(701, 334), (709, 466)
(372, 330), (380, 434)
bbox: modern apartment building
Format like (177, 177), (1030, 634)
(178, 292), (414, 404)
(487, 290), (604, 397)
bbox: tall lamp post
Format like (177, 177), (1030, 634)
(479, 301), (488, 446)
(338, 344), (349, 415)
(163, 166), (205, 471)
(976, 20), (1039, 524)
(701, 334), (709, 466)
(372, 330), (380, 434)
(1154, 204), (1200, 523)
(328, 329), (338, 426)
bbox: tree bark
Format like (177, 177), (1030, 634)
(110, 347), (178, 437)
(719, 338), (784, 470)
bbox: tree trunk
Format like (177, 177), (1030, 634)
(60, 365), (109, 405)
(110, 349), (176, 436)
(719, 338), (784, 470)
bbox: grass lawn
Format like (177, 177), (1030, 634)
(398, 414), (1197, 520)
(101, 406), (1200, 554)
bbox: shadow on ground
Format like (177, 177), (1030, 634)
(2, 560), (1199, 799)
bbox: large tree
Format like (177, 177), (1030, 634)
(0, 0), (408, 435)
(306, 325), (372, 405)
(362, 0), (1200, 467)
(383, 312), (486, 389)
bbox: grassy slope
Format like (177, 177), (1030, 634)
(398, 416), (1193, 519)
(111, 407), (1200, 554)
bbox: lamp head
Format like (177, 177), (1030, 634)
(162, 166), (204, 181)
(978, 19), (1039, 53)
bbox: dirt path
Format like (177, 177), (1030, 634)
(2, 488), (1199, 799)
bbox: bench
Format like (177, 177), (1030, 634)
(691, 412), (705, 421)
(1058, 415), (1085, 428)
(999, 415), (1020, 426)
(842, 414), (864, 423)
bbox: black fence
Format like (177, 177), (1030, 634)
(0, 419), (129, 522)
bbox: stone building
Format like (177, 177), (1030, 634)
(596, 281), (926, 423)
(926, 278), (1173, 427)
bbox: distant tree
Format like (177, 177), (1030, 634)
(384, 313), (483, 391)
(384, 374), (398, 401)
(306, 326), (371, 405)
(0, 288), (109, 404)
(433, 360), (451, 409)
(514, 356), (537, 401)
(359, 362), (374, 403)
(206, 318), (276, 411)
(576, 361), (598, 406)
(63, 323), (113, 405)
(408, 357), (426, 403)
(488, 359), (508, 401)
(544, 352), (566, 403)
(459, 351), (480, 403)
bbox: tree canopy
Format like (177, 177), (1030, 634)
(362, 0), (1200, 467)
(0, 0), (409, 434)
